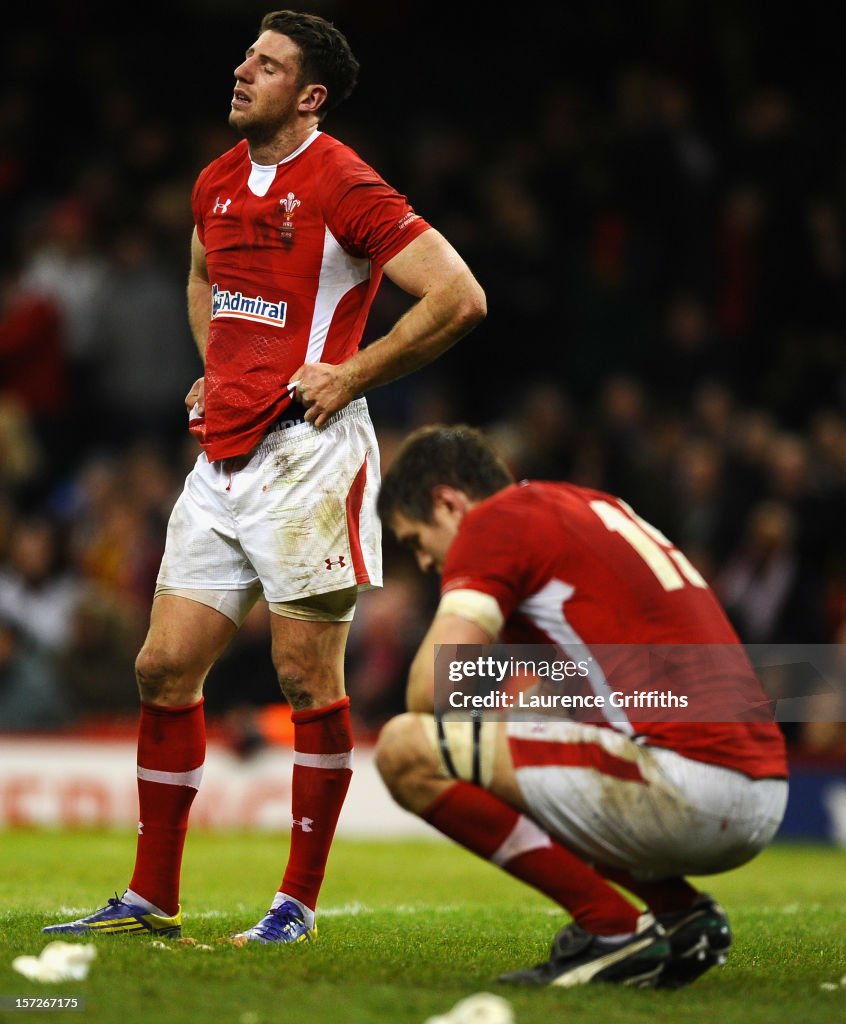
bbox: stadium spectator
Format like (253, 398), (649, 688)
(19, 199), (108, 379)
(0, 255), (68, 429)
(58, 588), (139, 718)
(589, 375), (667, 528)
(375, 425), (787, 988)
(0, 397), (44, 499)
(0, 612), (71, 731)
(644, 292), (737, 408)
(0, 515), (83, 654)
(714, 499), (826, 645)
(87, 225), (200, 446)
(668, 437), (733, 574)
(43, 10), (485, 947)
(486, 381), (575, 483)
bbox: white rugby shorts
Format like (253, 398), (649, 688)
(156, 399), (382, 609)
(506, 720), (788, 879)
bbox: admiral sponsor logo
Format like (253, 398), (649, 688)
(211, 283), (287, 327)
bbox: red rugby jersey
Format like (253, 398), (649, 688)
(191, 130), (430, 460)
(441, 481), (787, 779)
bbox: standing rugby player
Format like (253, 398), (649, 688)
(45, 11), (485, 945)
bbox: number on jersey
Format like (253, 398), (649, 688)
(590, 499), (707, 592)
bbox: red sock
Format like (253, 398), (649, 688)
(598, 866), (699, 916)
(128, 700), (205, 916)
(423, 781), (640, 935)
(279, 697), (353, 912)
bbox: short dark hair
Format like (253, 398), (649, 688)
(260, 10), (359, 117)
(377, 425), (515, 524)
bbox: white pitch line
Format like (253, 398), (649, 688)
(183, 902), (464, 920)
(54, 901), (821, 921)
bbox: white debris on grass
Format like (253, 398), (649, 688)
(423, 992), (515, 1024)
(12, 942), (97, 982)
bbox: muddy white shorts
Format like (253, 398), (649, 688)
(156, 399), (382, 609)
(507, 720), (788, 879)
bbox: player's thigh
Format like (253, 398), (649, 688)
(268, 606), (352, 708)
(136, 594), (242, 699)
(376, 712), (445, 782)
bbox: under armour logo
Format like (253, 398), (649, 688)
(213, 195), (232, 214)
(325, 555), (346, 570)
(137, 821), (144, 835)
(293, 816), (314, 833)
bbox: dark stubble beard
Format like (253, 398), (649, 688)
(228, 106), (288, 148)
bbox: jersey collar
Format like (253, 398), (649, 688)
(250, 129), (322, 170)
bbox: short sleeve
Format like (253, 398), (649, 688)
(191, 166), (211, 246)
(441, 494), (537, 621)
(322, 149), (430, 265)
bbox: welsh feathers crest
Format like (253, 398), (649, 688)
(279, 192), (301, 218)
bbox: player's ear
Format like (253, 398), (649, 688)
(299, 83), (328, 115)
(431, 485), (469, 517)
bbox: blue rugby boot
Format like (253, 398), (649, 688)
(43, 894), (181, 938)
(231, 900), (316, 946)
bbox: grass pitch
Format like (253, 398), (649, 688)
(0, 831), (844, 1024)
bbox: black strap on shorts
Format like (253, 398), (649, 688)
(436, 711), (483, 786)
(471, 710), (483, 786)
(435, 713), (459, 780)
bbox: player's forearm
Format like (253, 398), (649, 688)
(187, 274), (211, 363)
(345, 273), (486, 394)
(404, 613), (489, 713)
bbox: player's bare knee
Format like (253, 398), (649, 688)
(375, 713), (433, 802)
(269, 643), (303, 706)
(134, 646), (194, 705)
(273, 651), (342, 710)
(276, 671), (312, 710)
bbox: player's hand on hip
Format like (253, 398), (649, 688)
(185, 377), (205, 417)
(290, 363), (355, 428)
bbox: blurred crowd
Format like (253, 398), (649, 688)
(1, 1), (845, 752)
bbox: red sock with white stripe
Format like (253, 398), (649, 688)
(422, 781), (641, 935)
(278, 697), (353, 924)
(127, 699), (205, 917)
